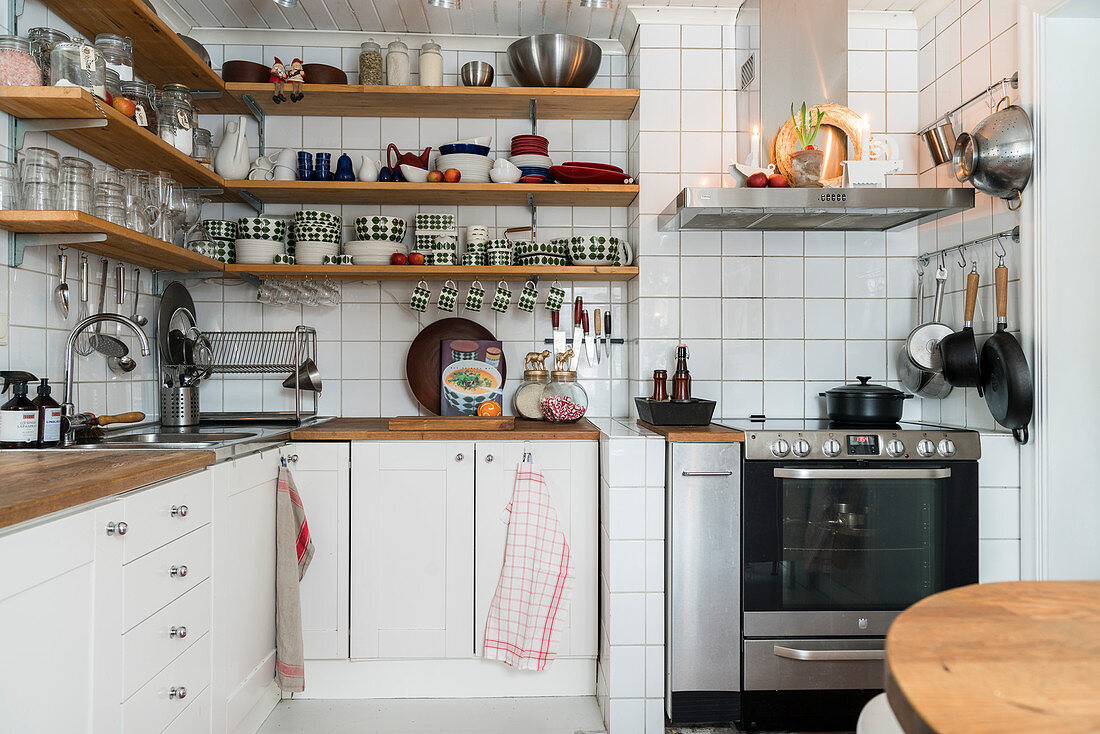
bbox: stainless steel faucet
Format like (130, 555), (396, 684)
(63, 313), (151, 438)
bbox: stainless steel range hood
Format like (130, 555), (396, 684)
(659, 187), (975, 232)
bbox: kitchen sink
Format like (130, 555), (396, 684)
(101, 432), (258, 444)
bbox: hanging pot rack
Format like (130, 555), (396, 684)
(918, 72), (1019, 135)
(916, 225), (1020, 269)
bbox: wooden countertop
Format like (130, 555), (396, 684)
(0, 450), (216, 530)
(886, 581), (1100, 733)
(637, 421), (745, 442)
(291, 417), (601, 441)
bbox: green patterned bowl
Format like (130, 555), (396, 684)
(567, 235), (634, 266)
(237, 217), (286, 242)
(355, 216), (407, 243)
(294, 209), (341, 228)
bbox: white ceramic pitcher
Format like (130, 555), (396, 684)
(214, 116), (251, 180)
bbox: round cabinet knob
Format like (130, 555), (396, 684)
(170, 565), (189, 578)
(106, 521), (128, 536)
(821, 439), (842, 457)
(938, 439), (956, 457)
(169, 686), (187, 700)
(170, 625), (187, 639)
(886, 439), (906, 457)
(770, 439), (791, 458)
(791, 439), (811, 457)
(485, 454), (494, 463)
(171, 505), (189, 518)
(285, 454), (298, 463)
(455, 453), (464, 462)
(916, 439), (936, 457)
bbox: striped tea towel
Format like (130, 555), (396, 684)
(275, 463), (315, 692)
(483, 462), (573, 671)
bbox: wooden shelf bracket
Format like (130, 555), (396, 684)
(10, 232), (107, 267)
(14, 117), (108, 149)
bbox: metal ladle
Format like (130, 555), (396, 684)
(130, 268), (148, 326)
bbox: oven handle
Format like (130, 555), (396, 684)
(681, 470), (734, 477)
(773, 467), (952, 480)
(773, 645), (886, 662)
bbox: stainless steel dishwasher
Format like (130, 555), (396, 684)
(666, 441), (742, 725)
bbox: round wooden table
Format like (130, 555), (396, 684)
(885, 581), (1100, 733)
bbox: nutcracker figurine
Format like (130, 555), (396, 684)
(269, 57), (288, 104)
(287, 58), (305, 102)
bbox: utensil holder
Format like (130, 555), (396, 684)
(161, 385), (200, 427)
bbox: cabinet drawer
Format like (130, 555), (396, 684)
(161, 686), (209, 734)
(743, 638), (886, 691)
(124, 526), (210, 631)
(123, 581), (211, 699)
(123, 633), (210, 734)
(122, 473), (211, 563)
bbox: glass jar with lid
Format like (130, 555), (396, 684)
(540, 365), (588, 423)
(120, 80), (157, 133)
(104, 68), (122, 101)
(385, 40), (409, 86)
(156, 83), (194, 155)
(50, 37), (106, 99)
(192, 127), (213, 169)
(513, 363), (550, 421)
(358, 39), (383, 85)
(28, 27), (70, 86)
(419, 40), (443, 86)
(0, 36), (41, 87)
(94, 33), (133, 82)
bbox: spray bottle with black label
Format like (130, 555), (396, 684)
(1, 371), (40, 449)
(32, 378), (63, 448)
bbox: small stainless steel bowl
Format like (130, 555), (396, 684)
(460, 61), (495, 87)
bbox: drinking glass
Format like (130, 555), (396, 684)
(179, 191), (207, 243)
(21, 146), (60, 173)
(0, 161), (21, 209)
(121, 169), (156, 235)
(150, 174), (183, 243)
(93, 166), (122, 187)
(58, 156), (94, 213)
(93, 182), (126, 225)
(19, 147), (60, 210)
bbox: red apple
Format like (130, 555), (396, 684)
(113, 97), (136, 118)
(747, 172), (768, 188)
(443, 168), (461, 183)
(407, 252), (425, 265)
(767, 174), (790, 188)
(390, 252), (407, 265)
(427, 170), (444, 183)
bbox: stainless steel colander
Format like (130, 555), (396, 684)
(953, 101), (1033, 209)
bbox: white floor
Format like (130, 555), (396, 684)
(256, 696), (606, 734)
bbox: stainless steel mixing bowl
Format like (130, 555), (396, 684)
(507, 34), (602, 88)
(461, 61), (495, 87)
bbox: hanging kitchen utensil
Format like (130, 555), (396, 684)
(405, 318), (504, 415)
(88, 260), (129, 359)
(130, 268), (148, 326)
(157, 281), (196, 359)
(921, 118), (957, 166)
(282, 358), (322, 392)
(75, 254), (92, 357)
(54, 252), (69, 320)
(571, 297), (584, 371)
(953, 99), (1033, 210)
(980, 257), (1033, 444)
(820, 376), (912, 426)
(897, 268), (928, 393)
(906, 265), (954, 370)
(938, 262), (983, 393)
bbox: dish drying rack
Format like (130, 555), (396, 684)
(201, 325), (319, 423)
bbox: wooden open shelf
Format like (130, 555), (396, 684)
(223, 264), (638, 282)
(226, 83), (639, 120)
(0, 87), (226, 189)
(227, 180), (638, 207)
(38, 0), (244, 114)
(0, 211), (225, 272)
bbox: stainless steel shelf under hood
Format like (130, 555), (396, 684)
(659, 187), (974, 232)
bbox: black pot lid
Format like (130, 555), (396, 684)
(825, 376), (907, 398)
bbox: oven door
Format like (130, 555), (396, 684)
(743, 461), (977, 638)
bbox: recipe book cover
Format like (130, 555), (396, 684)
(440, 339), (506, 416)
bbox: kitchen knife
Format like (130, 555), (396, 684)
(604, 310), (612, 358)
(551, 309), (566, 361)
(572, 297), (584, 370)
(582, 309), (596, 367)
(594, 308), (602, 364)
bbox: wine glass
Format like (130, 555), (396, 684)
(179, 191), (208, 244)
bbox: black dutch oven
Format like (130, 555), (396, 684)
(820, 376), (912, 425)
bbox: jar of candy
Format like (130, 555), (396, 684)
(28, 28), (69, 85)
(513, 366), (549, 421)
(385, 40), (409, 86)
(0, 36), (41, 87)
(120, 80), (157, 133)
(358, 39), (382, 85)
(51, 37), (106, 99)
(156, 83), (194, 155)
(94, 33), (133, 82)
(540, 368), (588, 423)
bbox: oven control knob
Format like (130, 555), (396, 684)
(916, 439), (936, 457)
(770, 439), (791, 457)
(791, 439), (810, 457)
(821, 439), (841, 457)
(937, 439), (956, 457)
(886, 439), (905, 457)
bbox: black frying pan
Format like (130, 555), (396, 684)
(980, 259), (1033, 444)
(939, 264), (983, 394)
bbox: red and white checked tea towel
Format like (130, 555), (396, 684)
(275, 463), (315, 692)
(483, 461), (573, 670)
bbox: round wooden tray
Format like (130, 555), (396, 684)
(405, 317), (506, 415)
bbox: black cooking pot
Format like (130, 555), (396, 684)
(820, 376), (912, 425)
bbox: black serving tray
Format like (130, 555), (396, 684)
(635, 397), (716, 426)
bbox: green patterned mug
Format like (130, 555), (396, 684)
(545, 282), (566, 311)
(517, 280), (539, 312)
(464, 281), (485, 311)
(490, 281), (512, 312)
(410, 280), (431, 312)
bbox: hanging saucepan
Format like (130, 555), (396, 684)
(979, 257), (1033, 444)
(820, 377), (912, 426)
(953, 99), (1033, 210)
(897, 269), (928, 392)
(938, 262), (983, 394)
(902, 265), (954, 399)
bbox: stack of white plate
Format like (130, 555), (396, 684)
(345, 239), (407, 265)
(509, 154), (554, 169)
(235, 238), (285, 264)
(295, 240), (340, 265)
(435, 153), (492, 183)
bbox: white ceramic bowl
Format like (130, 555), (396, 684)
(351, 255), (398, 265)
(400, 164), (430, 183)
(490, 168), (522, 184)
(458, 136), (492, 147)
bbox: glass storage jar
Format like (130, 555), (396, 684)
(120, 80), (157, 133)
(385, 40), (409, 86)
(104, 68), (121, 101)
(419, 40), (443, 86)
(28, 27), (69, 86)
(540, 369), (588, 423)
(0, 35), (41, 87)
(358, 39), (383, 85)
(192, 127), (213, 169)
(94, 33), (133, 82)
(513, 367), (550, 420)
(51, 37), (106, 99)
(156, 83), (194, 156)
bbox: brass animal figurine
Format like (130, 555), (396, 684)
(555, 348), (574, 371)
(524, 349), (551, 371)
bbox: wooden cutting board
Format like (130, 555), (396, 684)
(388, 416), (515, 431)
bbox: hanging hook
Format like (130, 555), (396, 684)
(522, 441), (533, 463)
(939, 252), (947, 269)
(994, 237), (1008, 259)
(916, 258), (926, 277)
(957, 246), (968, 268)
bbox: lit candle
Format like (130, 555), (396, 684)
(861, 114), (871, 160)
(751, 125), (760, 167)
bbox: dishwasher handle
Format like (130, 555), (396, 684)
(773, 645), (886, 662)
(680, 470), (734, 477)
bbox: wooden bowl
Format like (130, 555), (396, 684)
(302, 64), (348, 85)
(221, 60), (269, 83)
